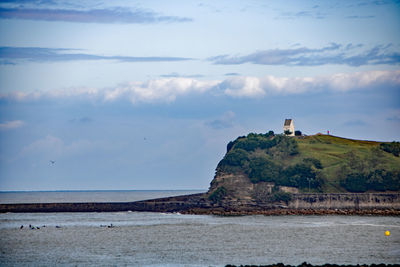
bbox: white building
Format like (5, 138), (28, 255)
(283, 119), (295, 136)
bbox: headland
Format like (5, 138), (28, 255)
(1, 132), (400, 215)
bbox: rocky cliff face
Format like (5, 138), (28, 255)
(207, 171), (400, 211)
(208, 171), (293, 204)
(208, 172), (254, 201)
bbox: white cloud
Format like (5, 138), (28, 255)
(324, 70), (400, 91)
(221, 76), (265, 97)
(0, 120), (24, 130)
(106, 78), (220, 103)
(220, 70), (400, 97)
(209, 44), (400, 67)
(2, 87), (101, 102)
(1, 78), (219, 104)
(1, 70), (399, 102)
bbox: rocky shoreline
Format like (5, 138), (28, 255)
(183, 208), (400, 216)
(225, 263), (400, 267)
(1, 192), (400, 216)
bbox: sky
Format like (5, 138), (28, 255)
(0, 0), (399, 191)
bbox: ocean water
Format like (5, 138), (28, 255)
(0, 190), (205, 204)
(0, 192), (399, 266)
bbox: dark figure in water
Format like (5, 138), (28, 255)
(20, 225), (23, 229)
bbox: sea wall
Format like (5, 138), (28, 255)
(0, 193), (208, 213)
(1, 192), (399, 214)
(288, 193), (400, 210)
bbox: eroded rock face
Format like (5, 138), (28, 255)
(209, 172), (285, 204)
(208, 173), (254, 201)
(252, 182), (275, 202)
(208, 173), (281, 204)
(278, 186), (299, 194)
(207, 170), (400, 211)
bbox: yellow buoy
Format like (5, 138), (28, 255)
(385, 230), (390, 236)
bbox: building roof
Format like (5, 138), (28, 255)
(284, 119), (293, 126)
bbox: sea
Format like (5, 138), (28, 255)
(0, 190), (399, 266)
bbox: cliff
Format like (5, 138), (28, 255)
(207, 133), (400, 205)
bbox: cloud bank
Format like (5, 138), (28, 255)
(1, 78), (220, 103)
(104, 78), (219, 103)
(0, 7), (192, 24)
(220, 70), (400, 97)
(0, 47), (192, 64)
(209, 44), (400, 67)
(1, 70), (399, 103)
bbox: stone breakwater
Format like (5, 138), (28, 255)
(0, 193), (400, 215)
(0, 193), (208, 213)
(226, 263), (400, 267)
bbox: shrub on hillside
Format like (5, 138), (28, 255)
(280, 163), (322, 189)
(367, 169), (400, 191)
(267, 130), (275, 137)
(219, 149), (249, 167)
(274, 135), (299, 156)
(341, 173), (368, 192)
(234, 133), (277, 152)
(226, 136), (245, 153)
(208, 186), (227, 203)
(248, 157), (280, 183)
(367, 169), (387, 191)
(303, 158), (323, 169)
(384, 171), (400, 191)
(217, 148), (249, 174)
(380, 142), (400, 157)
(217, 133), (311, 188)
(338, 163), (400, 192)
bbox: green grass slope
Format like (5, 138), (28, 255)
(297, 135), (400, 192)
(216, 132), (400, 193)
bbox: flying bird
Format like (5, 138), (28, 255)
(50, 160), (55, 165)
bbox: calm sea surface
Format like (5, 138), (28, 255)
(0, 191), (399, 266)
(0, 190), (205, 204)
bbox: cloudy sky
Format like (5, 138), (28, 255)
(0, 0), (399, 191)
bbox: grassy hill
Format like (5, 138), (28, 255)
(214, 132), (400, 194)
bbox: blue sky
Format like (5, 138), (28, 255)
(0, 0), (399, 191)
